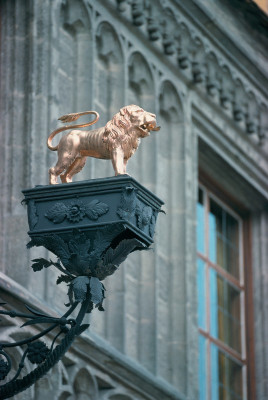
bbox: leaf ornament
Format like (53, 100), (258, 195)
(56, 274), (73, 285)
(71, 276), (90, 303)
(103, 238), (144, 267)
(136, 205), (153, 229)
(67, 276), (105, 308)
(85, 199), (109, 220)
(67, 285), (74, 306)
(45, 202), (67, 223)
(117, 186), (138, 220)
(90, 277), (104, 305)
(93, 262), (118, 281)
(31, 258), (53, 272)
(93, 238), (145, 281)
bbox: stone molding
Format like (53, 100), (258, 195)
(102, 0), (267, 146)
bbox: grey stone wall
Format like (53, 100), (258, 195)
(0, 0), (267, 399)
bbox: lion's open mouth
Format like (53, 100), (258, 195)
(139, 123), (161, 134)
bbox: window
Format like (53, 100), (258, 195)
(197, 185), (248, 400)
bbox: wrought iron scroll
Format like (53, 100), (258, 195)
(0, 235), (146, 399)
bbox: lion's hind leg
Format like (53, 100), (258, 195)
(49, 166), (59, 185)
(49, 152), (77, 184)
(49, 162), (68, 185)
(60, 157), (87, 183)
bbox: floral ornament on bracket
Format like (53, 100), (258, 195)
(66, 200), (86, 222)
(45, 199), (109, 224)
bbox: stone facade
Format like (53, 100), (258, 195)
(0, 0), (267, 399)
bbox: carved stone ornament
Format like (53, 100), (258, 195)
(47, 105), (160, 184)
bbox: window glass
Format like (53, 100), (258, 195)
(209, 198), (240, 279)
(197, 188), (205, 254)
(210, 270), (241, 353)
(211, 343), (243, 400)
(209, 200), (223, 265)
(199, 335), (207, 400)
(197, 258), (207, 330)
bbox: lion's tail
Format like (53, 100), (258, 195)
(47, 111), (99, 151)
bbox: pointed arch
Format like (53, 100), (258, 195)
(57, 0), (92, 115)
(95, 22), (124, 119)
(88, 21), (125, 181)
(73, 367), (97, 399)
(128, 51), (154, 110)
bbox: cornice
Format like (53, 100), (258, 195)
(101, 0), (268, 146)
(173, 0), (268, 90)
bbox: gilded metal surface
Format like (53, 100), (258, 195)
(48, 105), (160, 184)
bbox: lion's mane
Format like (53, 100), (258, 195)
(102, 105), (143, 152)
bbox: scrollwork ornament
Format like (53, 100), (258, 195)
(0, 232), (145, 398)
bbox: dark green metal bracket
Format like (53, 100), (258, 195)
(0, 176), (164, 398)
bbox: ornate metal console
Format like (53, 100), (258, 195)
(0, 175), (164, 398)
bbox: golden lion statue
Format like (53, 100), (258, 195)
(47, 105), (160, 184)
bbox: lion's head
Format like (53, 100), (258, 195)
(103, 105), (160, 150)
